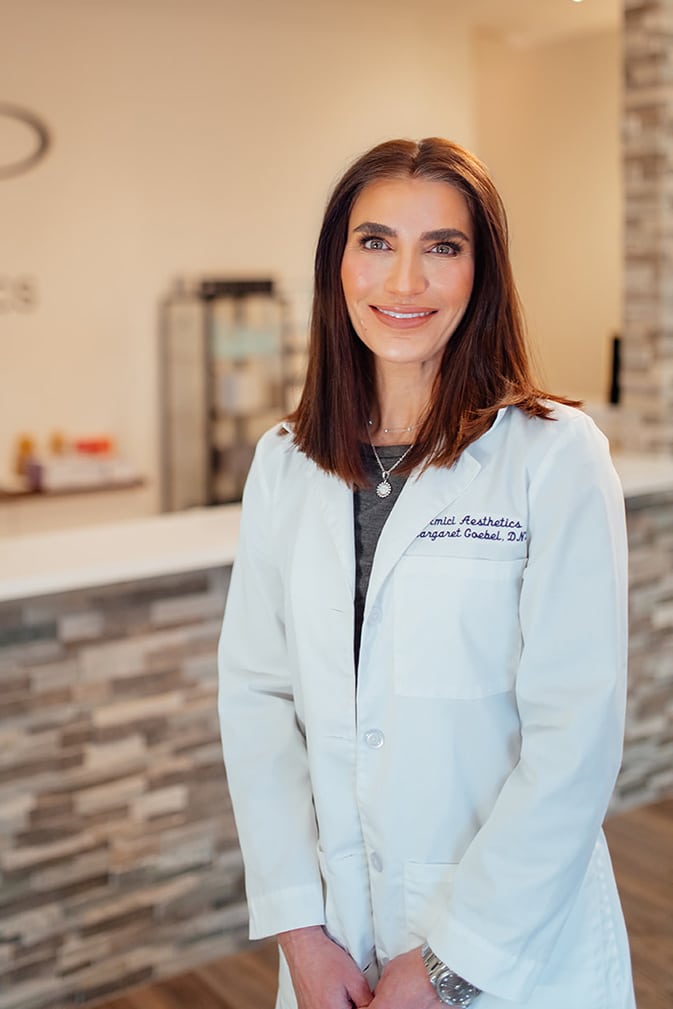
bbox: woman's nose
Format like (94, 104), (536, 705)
(384, 251), (428, 297)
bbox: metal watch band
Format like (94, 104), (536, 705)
(421, 943), (482, 1007)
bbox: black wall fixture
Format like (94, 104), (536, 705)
(609, 334), (621, 405)
(0, 103), (51, 180)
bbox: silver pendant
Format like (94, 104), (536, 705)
(376, 479), (392, 498)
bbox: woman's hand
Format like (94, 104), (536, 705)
(368, 947), (440, 1008)
(277, 925), (373, 1009)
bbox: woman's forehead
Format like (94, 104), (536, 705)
(349, 176), (473, 235)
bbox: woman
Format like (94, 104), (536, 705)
(218, 138), (634, 1009)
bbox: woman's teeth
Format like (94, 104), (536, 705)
(378, 309), (433, 319)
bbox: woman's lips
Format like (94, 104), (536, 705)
(371, 305), (437, 328)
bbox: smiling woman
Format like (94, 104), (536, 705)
(218, 138), (635, 1009)
(289, 138), (577, 483)
(340, 177), (475, 388)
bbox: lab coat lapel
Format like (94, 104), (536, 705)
(309, 465), (356, 598)
(364, 450), (481, 621)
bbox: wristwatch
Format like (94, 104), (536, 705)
(421, 943), (482, 1007)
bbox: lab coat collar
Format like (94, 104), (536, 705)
(309, 449), (482, 613)
(364, 449), (481, 620)
(307, 408), (507, 609)
(309, 465), (357, 597)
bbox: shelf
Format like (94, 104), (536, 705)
(0, 478), (146, 502)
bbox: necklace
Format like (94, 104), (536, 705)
(368, 419), (418, 434)
(369, 440), (414, 499)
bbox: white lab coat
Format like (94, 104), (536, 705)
(218, 403), (635, 1009)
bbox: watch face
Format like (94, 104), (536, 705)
(436, 970), (473, 1005)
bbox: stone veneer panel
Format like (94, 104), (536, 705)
(0, 497), (671, 1007)
(612, 492), (673, 809)
(623, 0), (673, 452)
(0, 568), (250, 1009)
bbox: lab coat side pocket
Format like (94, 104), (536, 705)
(317, 846), (375, 973)
(404, 860), (458, 948)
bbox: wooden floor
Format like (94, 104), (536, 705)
(604, 799), (673, 1009)
(97, 800), (673, 1009)
(95, 942), (279, 1009)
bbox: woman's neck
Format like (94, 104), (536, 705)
(369, 361), (434, 445)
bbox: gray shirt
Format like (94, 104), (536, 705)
(353, 443), (410, 670)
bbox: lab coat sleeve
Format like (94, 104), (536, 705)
(425, 414), (628, 1001)
(218, 437), (325, 939)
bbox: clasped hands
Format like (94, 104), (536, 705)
(278, 925), (441, 1009)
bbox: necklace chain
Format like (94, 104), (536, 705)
(369, 440), (414, 499)
(368, 419), (418, 434)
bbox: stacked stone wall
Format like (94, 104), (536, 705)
(623, 0), (673, 451)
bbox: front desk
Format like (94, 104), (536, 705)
(0, 508), (242, 1009)
(0, 454), (672, 1008)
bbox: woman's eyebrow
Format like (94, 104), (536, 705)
(353, 221), (396, 237)
(352, 222), (470, 244)
(422, 227), (471, 244)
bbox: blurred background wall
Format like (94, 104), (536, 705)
(0, 0), (620, 515)
(475, 26), (621, 400)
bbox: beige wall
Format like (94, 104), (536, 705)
(1, 2), (621, 525)
(0, 0), (474, 503)
(473, 27), (622, 401)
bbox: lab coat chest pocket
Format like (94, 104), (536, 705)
(393, 555), (524, 699)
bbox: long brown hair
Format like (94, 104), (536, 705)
(288, 137), (577, 487)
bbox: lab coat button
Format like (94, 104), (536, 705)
(364, 729), (384, 749)
(370, 851), (383, 872)
(369, 608), (382, 625)
(379, 954), (389, 968)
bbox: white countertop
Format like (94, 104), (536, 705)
(0, 505), (241, 603)
(612, 452), (673, 499)
(0, 452), (672, 603)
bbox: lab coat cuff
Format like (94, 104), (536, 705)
(425, 915), (540, 1003)
(247, 884), (326, 941)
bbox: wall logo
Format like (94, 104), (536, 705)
(0, 103), (51, 180)
(0, 276), (37, 312)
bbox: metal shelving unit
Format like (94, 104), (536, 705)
(160, 277), (292, 511)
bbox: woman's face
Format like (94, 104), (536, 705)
(340, 176), (475, 379)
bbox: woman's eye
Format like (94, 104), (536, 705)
(431, 242), (461, 256)
(361, 237), (389, 251)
